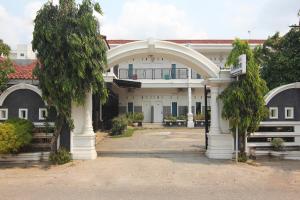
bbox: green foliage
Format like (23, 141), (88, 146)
(49, 148), (72, 165)
(238, 152), (248, 162)
(0, 123), (16, 154)
(271, 138), (284, 151)
(126, 112), (144, 123)
(164, 115), (177, 122)
(219, 39), (268, 154)
(0, 119), (33, 154)
(255, 27), (300, 89)
(177, 115), (187, 120)
(194, 113), (205, 120)
(32, 0), (108, 150)
(111, 116), (128, 136)
(0, 39), (14, 92)
(111, 127), (136, 138)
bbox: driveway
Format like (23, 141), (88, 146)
(1, 128), (300, 200)
(97, 128), (206, 154)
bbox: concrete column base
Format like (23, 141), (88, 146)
(187, 121), (195, 128)
(187, 113), (194, 128)
(206, 133), (233, 159)
(71, 134), (97, 160)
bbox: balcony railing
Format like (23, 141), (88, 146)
(119, 68), (201, 80)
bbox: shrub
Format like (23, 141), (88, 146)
(238, 152), (248, 162)
(125, 113), (133, 126)
(177, 115), (187, 120)
(49, 148), (72, 165)
(0, 123), (17, 154)
(0, 119), (34, 154)
(194, 113), (205, 120)
(111, 115), (128, 136)
(164, 115), (176, 122)
(271, 138), (284, 151)
(126, 112), (144, 123)
(133, 112), (144, 122)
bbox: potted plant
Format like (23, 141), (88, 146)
(270, 138), (286, 158)
(164, 115), (176, 126)
(134, 112), (144, 127)
(176, 115), (187, 126)
(194, 113), (205, 127)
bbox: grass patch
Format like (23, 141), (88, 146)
(110, 127), (136, 138)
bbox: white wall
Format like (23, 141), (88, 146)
(118, 88), (210, 109)
(10, 44), (36, 60)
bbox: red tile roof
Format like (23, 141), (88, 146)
(1, 59), (38, 80)
(107, 39), (265, 45)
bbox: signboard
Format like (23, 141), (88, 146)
(230, 54), (246, 77)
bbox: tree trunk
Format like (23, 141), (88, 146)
(50, 115), (64, 153)
(239, 132), (246, 153)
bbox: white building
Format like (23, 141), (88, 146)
(106, 39), (264, 127)
(10, 44), (36, 60)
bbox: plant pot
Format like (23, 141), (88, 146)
(270, 151), (287, 158)
(133, 122), (139, 127)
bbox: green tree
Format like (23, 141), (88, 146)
(255, 27), (300, 90)
(219, 39), (268, 158)
(32, 0), (108, 152)
(0, 39), (14, 92)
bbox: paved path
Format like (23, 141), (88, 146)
(1, 128), (300, 200)
(97, 128), (206, 154)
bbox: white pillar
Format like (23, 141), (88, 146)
(187, 68), (194, 128)
(209, 87), (220, 133)
(206, 86), (233, 159)
(71, 91), (97, 160)
(83, 91), (94, 135)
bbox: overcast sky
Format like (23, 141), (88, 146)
(0, 0), (299, 48)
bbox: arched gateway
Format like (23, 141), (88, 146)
(71, 39), (234, 160)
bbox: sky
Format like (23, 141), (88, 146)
(0, 0), (299, 49)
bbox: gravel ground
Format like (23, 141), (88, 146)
(0, 128), (300, 200)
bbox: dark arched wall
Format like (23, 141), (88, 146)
(266, 88), (300, 121)
(0, 89), (55, 122)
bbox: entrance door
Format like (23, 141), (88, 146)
(153, 101), (163, 123)
(143, 101), (151, 123)
(172, 102), (177, 117)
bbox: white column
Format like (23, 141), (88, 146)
(209, 86), (220, 133)
(83, 91), (94, 135)
(187, 68), (194, 128)
(71, 91), (97, 160)
(206, 86), (233, 159)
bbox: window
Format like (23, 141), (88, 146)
(0, 109), (8, 120)
(128, 102), (134, 113)
(285, 107), (294, 119)
(39, 108), (48, 120)
(20, 53), (25, 57)
(269, 107), (278, 119)
(19, 108), (28, 120)
(196, 102), (202, 114)
(172, 102), (177, 117)
(128, 64), (133, 79)
(171, 64), (176, 79)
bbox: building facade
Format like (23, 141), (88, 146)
(248, 82), (300, 156)
(106, 39), (264, 127)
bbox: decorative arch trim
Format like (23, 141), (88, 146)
(264, 82), (300, 105)
(107, 39), (220, 78)
(0, 83), (44, 106)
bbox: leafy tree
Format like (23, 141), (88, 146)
(255, 27), (300, 90)
(32, 0), (108, 152)
(0, 39), (14, 92)
(219, 39), (268, 158)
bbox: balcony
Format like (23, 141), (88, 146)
(119, 68), (201, 80)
